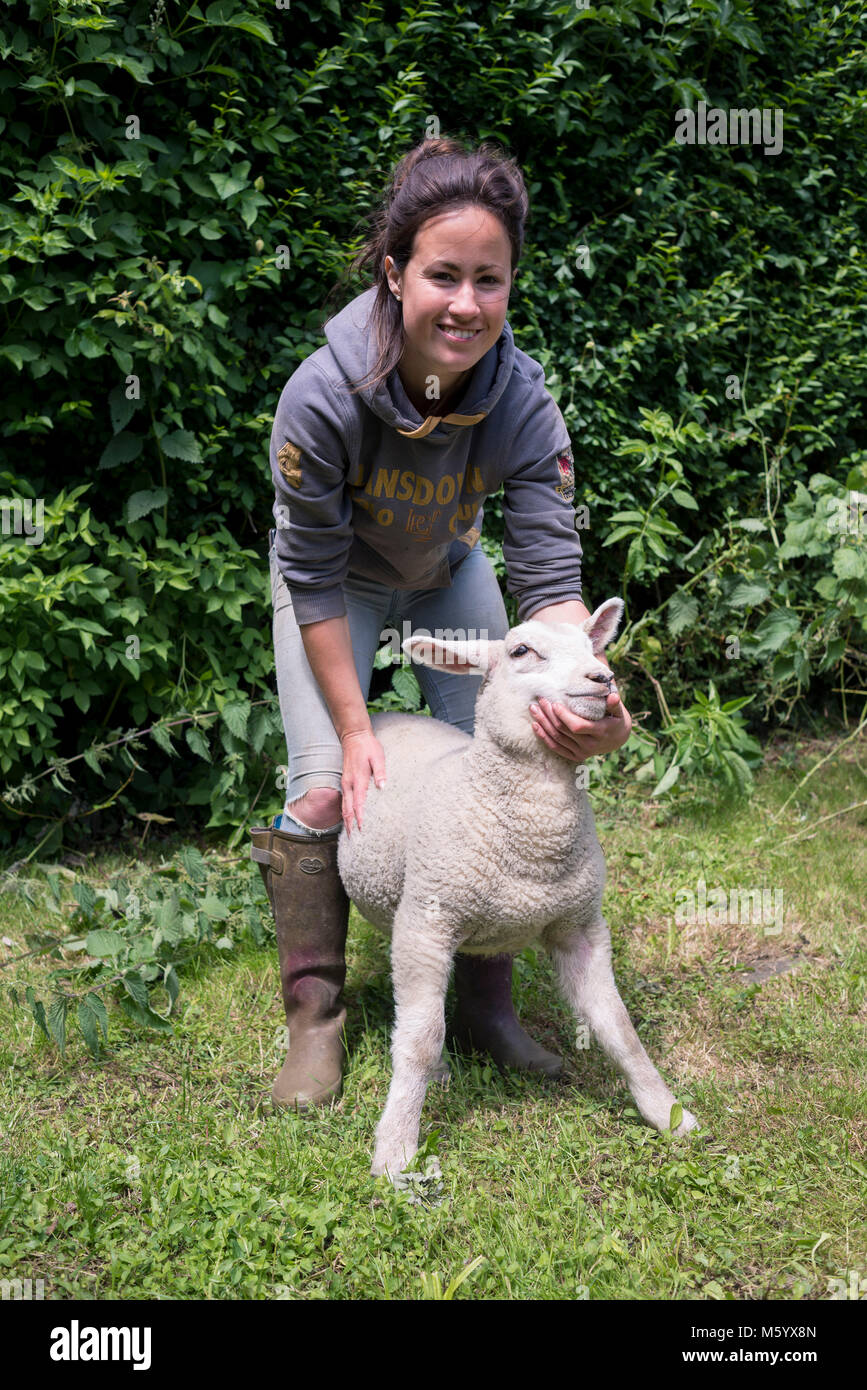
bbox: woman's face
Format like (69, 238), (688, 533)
(384, 206), (512, 408)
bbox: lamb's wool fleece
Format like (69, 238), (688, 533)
(338, 706), (606, 958)
(337, 603), (699, 1178)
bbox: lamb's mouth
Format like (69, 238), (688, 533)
(530, 692), (609, 703)
(563, 693), (610, 720)
(529, 693), (609, 717)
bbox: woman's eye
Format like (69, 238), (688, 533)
(510, 644), (529, 658)
(432, 273), (501, 285)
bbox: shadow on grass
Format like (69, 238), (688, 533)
(340, 937), (662, 1135)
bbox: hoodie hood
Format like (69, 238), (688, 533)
(324, 286), (516, 439)
(269, 283), (583, 627)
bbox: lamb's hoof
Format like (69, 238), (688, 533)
(371, 1139), (417, 1181)
(640, 1097), (700, 1135)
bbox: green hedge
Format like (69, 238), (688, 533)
(1, 0), (865, 849)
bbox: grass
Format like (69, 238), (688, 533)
(0, 737), (864, 1301)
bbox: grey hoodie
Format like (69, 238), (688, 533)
(269, 286), (582, 625)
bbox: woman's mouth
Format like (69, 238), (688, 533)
(437, 324), (482, 344)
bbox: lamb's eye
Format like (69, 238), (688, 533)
(510, 644), (530, 658)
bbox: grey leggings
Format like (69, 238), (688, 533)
(268, 529), (509, 826)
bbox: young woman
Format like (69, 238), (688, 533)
(250, 137), (632, 1109)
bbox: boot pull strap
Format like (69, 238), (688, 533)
(251, 845), (283, 873)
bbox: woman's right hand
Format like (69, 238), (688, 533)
(339, 728), (387, 835)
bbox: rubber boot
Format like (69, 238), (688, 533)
(250, 821), (349, 1108)
(449, 952), (563, 1077)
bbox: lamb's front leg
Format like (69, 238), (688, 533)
(549, 921), (698, 1136)
(372, 912), (453, 1180)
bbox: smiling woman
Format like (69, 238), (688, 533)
(250, 135), (633, 1121)
(382, 208), (512, 417)
(346, 137), (527, 416)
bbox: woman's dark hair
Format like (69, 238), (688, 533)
(326, 136), (530, 394)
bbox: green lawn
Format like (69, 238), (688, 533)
(1, 739), (864, 1301)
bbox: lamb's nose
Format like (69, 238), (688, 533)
(587, 671), (614, 686)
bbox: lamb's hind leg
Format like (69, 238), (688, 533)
(371, 912), (453, 1180)
(549, 921), (698, 1135)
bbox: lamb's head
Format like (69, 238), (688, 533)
(402, 598), (624, 754)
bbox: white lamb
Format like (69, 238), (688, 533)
(337, 598), (699, 1179)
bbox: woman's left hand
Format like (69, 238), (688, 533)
(529, 689), (633, 762)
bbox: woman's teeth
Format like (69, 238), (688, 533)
(438, 325), (480, 341)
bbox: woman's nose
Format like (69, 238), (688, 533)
(450, 282), (479, 314)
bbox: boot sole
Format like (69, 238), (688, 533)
(271, 1081), (343, 1110)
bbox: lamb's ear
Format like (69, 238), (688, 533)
(402, 634), (504, 677)
(583, 598), (624, 655)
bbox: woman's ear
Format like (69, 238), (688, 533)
(384, 255), (401, 298)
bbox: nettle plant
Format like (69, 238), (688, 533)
(586, 410), (866, 798)
(6, 845), (270, 1058)
(657, 463), (867, 729)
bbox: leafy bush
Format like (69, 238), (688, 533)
(1, 0), (865, 850)
(7, 843), (269, 1056)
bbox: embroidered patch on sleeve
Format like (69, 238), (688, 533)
(277, 440), (303, 488)
(554, 448), (575, 503)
